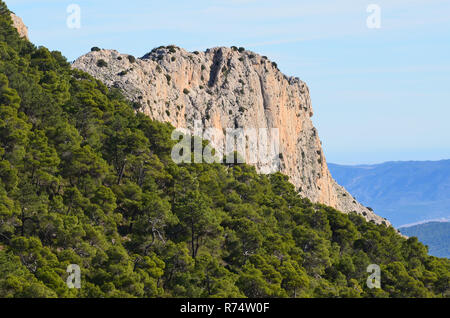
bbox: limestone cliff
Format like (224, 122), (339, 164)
(73, 46), (390, 226)
(10, 12), (28, 39)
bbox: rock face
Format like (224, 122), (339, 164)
(73, 46), (389, 226)
(10, 13), (28, 39)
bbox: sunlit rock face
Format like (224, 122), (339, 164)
(10, 12), (28, 39)
(73, 46), (389, 226)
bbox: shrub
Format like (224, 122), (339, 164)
(183, 88), (190, 95)
(168, 46), (176, 53)
(272, 61), (278, 69)
(127, 55), (136, 63)
(171, 56), (176, 62)
(96, 59), (108, 67)
(193, 51), (199, 55)
(165, 74), (171, 84)
(131, 101), (141, 110)
(231, 46), (238, 51)
(91, 46), (101, 52)
(117, 56), (122, 60)
(118, 70), (128, 76)
(238, 47), (245, 53)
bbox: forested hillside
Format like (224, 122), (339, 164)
(0, 1), (449, 298)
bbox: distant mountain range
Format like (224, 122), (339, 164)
(328, 160), (450, 227)
(399, 222), (450, 258)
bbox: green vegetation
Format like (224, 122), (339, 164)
(127, 55), (136, 63)
(96, 59), (108, 67)
(183, 88), (190, 95)
(0, 2), (449, 298)
(90, 47), (101, 52)
(168, 45), (176, 53)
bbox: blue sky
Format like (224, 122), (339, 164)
(7, 0), (450, 164)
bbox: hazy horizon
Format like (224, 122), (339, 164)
(328, 158), (450, 166)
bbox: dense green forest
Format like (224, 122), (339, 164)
(0, 1), (449, 298)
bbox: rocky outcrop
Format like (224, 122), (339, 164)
(73, 46), (390, 226)
(10, 12), (28, 39)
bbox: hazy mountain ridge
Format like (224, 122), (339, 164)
(328, 160), (450, 226)
(399, 222), (450, 258)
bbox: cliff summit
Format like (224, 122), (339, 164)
(73, 45), (389, 226)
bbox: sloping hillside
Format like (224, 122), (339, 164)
(0, 1), (448, 298)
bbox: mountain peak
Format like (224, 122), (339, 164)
(73, 45), (389, 226)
